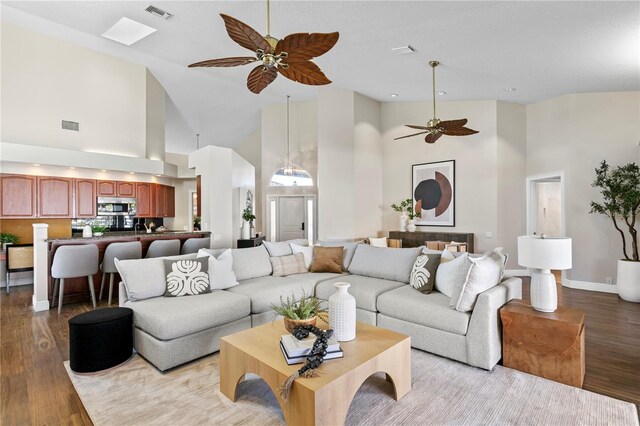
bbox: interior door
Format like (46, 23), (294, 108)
(278, 197), (305, 241)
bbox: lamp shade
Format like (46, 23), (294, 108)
(517, 236), (572, 270)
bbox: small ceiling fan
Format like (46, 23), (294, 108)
(188, 0), (339, 94)
(395, 61), (478, 144)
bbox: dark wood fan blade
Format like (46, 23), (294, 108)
(405, 124), (430, 130)
(442, 126), (479, 136)
(276, 32), (339, 62)
(394, 131), (429, 141)
(425, 133), (443, 144)
(440, 119), (468, 130)
(220, 14), (271, 53)
(278, 61), (331, 85)
(247, 65), (277, 94)
(188, 57), (257, 68)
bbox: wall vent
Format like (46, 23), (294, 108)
(61, 120), (79, 131)
(145, 5), (173, 19)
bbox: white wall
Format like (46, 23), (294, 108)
(526, 91), (640, 284)
(169, 178), (197, 231)
(146, 70), (166, 161)
(234, 126), (263, 232)
(1, 23), (147, 157)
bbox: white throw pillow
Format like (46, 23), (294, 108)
(434, 251), (471, 298)
(450, 248), (507, 312)
(290, 243), (313, 269)
(197, 249), (239, 290)
(369, 237), (388, 248)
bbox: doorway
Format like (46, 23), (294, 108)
(266, 195), (317, 244)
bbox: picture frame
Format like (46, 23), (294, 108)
(412, 160), (455, 227)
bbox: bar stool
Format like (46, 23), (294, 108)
(51, 244), (99, 314)
(180, 237), (211, 254)
(145, 239), (180, 258)
(99, 241), (141, 306)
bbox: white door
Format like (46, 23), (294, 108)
(278, 197), (305, 241)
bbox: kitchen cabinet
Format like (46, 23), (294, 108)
(37, 176), (73, 218)
(155, 184), (167, 217)
(117, 181), (136, 198)
(0, 174), (37, 218)
(166, 186), (175, 217)
(136, 183), (154, 217)
(97, 180), (117, 197)
(75, 179), (96, 218)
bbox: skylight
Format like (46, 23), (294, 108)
(102, 17), (156, 46)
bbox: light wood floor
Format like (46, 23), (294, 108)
(1, 280), (638, 425)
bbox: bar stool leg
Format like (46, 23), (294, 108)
(58, 278), (65, 314)
(6, 270), (10, 293)
(87, 275), (97, 308)
(108, 273), (115, 306)
(99, 271), (106, 301)
(51, 278), (59, 308)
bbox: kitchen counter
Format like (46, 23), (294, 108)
(46, 231), (210, 242)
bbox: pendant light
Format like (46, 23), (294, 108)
(283, 95), (294, 176)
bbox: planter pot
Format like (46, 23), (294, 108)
(283, 316), (317, 334)
(329, 282), (356, 341)
(407, 219), (416, 232)
(241, 221), (250, 239)
(617, 259), (640, 303)
(399, 213), (408, 232)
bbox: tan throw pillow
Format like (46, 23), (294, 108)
(309, 246), (344, 274)
(270, 253), (308, 277)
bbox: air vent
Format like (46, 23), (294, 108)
(61, 120), (79, 131)
(145, 5), (173, 19)
(391, 45), (416, 55)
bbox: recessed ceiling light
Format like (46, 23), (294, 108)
(505, 88), (517, 92)
(69, 167), (76, 170)
(390, 93), (399, 98)
(437, 91), (447, 96)
(102, 17), (157, 46)
(391, 45), (416, 55)
(101, 169), (107, 172)
(32, 163), (40, 167)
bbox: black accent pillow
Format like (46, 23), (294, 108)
(163, 258), (210, 297)
(410, 253), (441, 293)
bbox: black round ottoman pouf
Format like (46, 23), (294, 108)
(69, 307), (133, 373)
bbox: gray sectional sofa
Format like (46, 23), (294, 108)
(117, 243), (521, 372)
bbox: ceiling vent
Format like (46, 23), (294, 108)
(61, 120), (79, 131)
(391, 45), (416, 55)
(145, 5), (173, 19)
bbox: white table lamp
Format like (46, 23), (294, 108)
(517, 236), (572, 312)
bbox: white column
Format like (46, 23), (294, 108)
(32, 224), (50, 312)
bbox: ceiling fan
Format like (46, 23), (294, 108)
(188, 0), (339, 94)
(395, 61), (478, 144)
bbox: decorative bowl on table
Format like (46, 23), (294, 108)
(284, 316), (317, 334)
(93, 232), (103, 237)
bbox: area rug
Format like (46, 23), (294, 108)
(64, 350), (638, 425)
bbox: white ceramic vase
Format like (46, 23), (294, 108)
(407, 219), (417, 232)
(399, 213), (408, 232)
(329, 282), (356, 341)
(617, 259), (640, 303)
(241, 221), (250, 239)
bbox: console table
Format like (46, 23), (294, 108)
(389, 231), (475, 252)
(237, 236), (265, 248)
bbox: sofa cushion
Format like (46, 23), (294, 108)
(315, 275), (405, 312)
(231, 245), (272, 281)
(263, 239), (309, 257)
(163, 258), (210, 297)
(270, 253), (308, 277)
(451, 248), (507, 312)
(409, 251), (441, 293)
(317, 240), (361, 270)
(125, 290), (250, 340)
(310, 246), (343, 273)
(435, 252), (471, 298)
(115, 253), (198, 301)
(348, 244), (423, 284)
(377, 286), (471, 335)
(227, 275), (317, 314)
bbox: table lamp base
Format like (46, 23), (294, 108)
(530, 268), (557, 313)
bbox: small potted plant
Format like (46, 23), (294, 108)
(271, 291), (328, 333)
(0, 233), (19, 250)
(241, 207), (255, 239)
(391, 198), (412, 231)
(590, 160), (640, 302)
(91, 225), (107, 237)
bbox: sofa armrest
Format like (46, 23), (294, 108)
(118, 282), (130, 306)
(465, 277), (522, 370)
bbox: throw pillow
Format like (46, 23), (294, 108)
(369, 237), (388, 248)
(263, 239), (309, 257)
(270, 253), (308, 277)
(309, 246), (343, 274)
(316, 240), (362, 270)
(450, 248), (507, 312)
(434, 252), (471, 298)
(409, 250), (441, 293)
(163, 258), (210, 297)
(291, 243), (313, 269)
(197, 248), (239, 290)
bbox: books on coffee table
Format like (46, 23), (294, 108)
(280, 334), (343, 365)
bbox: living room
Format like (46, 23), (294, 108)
(0, 1), (638, 425)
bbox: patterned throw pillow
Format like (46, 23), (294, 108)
(163, 258), (211, 297)
(409, 250), (441, 293)
(270, 253), (308, 277)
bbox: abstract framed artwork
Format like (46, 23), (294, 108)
(412, 160), (455, 227)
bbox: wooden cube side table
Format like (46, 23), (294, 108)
(500, 301), (585, 387)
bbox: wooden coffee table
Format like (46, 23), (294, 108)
(220, 320), (411, 425)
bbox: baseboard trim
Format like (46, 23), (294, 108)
(32, 296), (50, 312)
(505, 269), (530, 277)
(563, 279), (618, 294)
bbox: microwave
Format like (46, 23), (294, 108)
(97, 197), (137, 216)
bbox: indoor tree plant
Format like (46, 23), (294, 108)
(271, 291), (328, 333)
(590, 160), (640, 302)
(391, 198), (412, 232)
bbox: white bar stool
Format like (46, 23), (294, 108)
(99, 241), (142, 306)
(145, 239), (180, 258)
(51, 244), (99, 314)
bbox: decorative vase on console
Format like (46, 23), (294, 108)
(399, 212), (408, 232)
(250, 221), (256, 239)
(241, 221), (250, 239)
(329, 282), (356, 341)
(407, 219), (417, 232)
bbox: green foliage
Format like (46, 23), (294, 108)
(0, 233), (19, 244)
(91, 225), (107, 234)
(271, 291), (327, 321)
(590, 160), (640, 261)
(242, 207), (256, 222)
(391, 198), (418, 219)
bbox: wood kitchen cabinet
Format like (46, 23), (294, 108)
(97, 180), (117, 197)
(165, 186), (175, 217)
(117, 181), (136, 198)
(0, 174), (37, 218)
(155, 184), (167, 217)
(37, 176), (73, 218)
(74, 179), (96, 218)
(136, 183), (155, 217)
